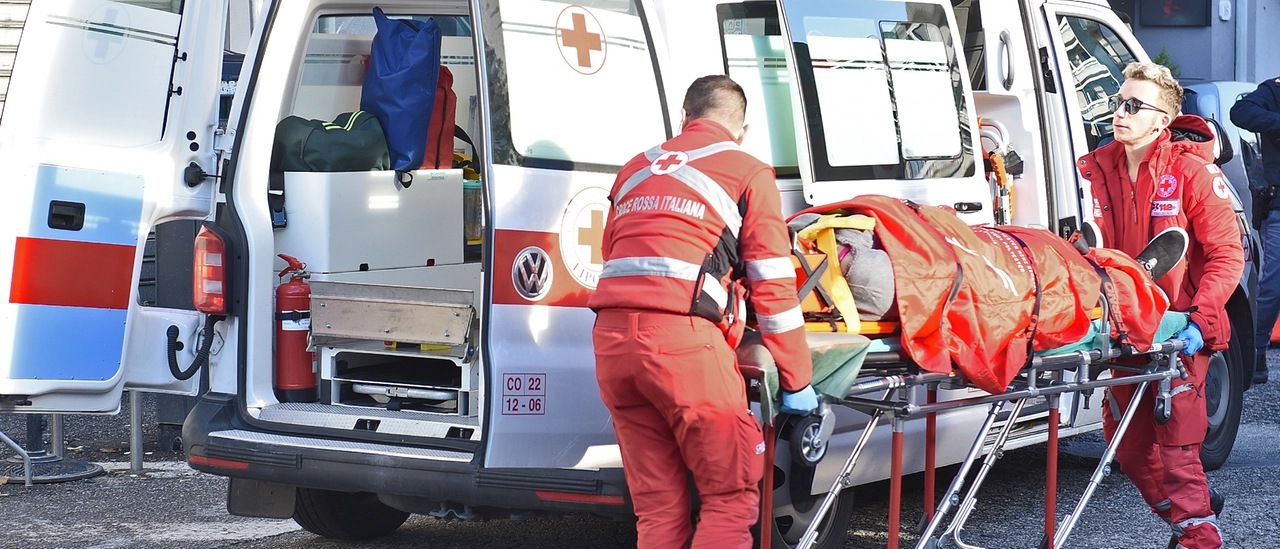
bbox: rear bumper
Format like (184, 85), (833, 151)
(183, 393), (632, 517)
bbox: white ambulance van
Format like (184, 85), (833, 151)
(0, 0), (1257, 546)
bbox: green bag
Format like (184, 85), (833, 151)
(271, 111), (391, 172)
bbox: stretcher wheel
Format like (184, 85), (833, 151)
(789, 415), (826, 467)
(1155, 399), (1171, 425)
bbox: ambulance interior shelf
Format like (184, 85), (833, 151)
(271, 169), (471, 277)
(306, 280), (480, 417)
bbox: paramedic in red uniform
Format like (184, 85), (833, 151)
(1077, 62), (1243, 549)
(588, 75), (817, 548)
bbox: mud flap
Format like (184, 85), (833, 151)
(228, 478), (297, 519)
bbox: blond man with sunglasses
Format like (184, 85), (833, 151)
(1077, 62), (1243, 549)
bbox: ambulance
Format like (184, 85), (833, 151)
(0, 0), (1257, 547)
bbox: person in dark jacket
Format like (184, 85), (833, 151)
(1231, 76), (1280, 385)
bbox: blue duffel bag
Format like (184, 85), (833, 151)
(361, 7), (441, 180)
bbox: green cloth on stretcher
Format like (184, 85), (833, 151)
(739, 332), (871, 424)
(742, 312), (1187, 424)
(1033, 310), (1191, 356)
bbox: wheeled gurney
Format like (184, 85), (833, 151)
(741, 201), (1195, 549)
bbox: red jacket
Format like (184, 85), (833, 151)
(1077, 115), (1245, 350)
(587, 119), (813, 391)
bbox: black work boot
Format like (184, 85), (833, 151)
(1166, 488), (1225, 549)
(1135, 227), (1189, 282)
(1255, 350), (1270, 385)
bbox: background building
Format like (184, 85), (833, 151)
(1110, 0), (1280, 84)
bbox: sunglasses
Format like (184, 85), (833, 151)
(1108, 94), (1167, 115)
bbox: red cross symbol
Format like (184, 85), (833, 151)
(561, 13), (601, 67)
(649, 151), (689, 175)
(556, 7), (606, 75)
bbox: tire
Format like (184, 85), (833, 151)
(766, 436), (855, 549)
(1199, 321), (1245, 471)
(293, 488), (410, 540)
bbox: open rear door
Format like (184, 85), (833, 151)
(776, 0), (992, 223)
(0, 0), (226, 413)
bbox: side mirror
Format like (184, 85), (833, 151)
(1203, 117), (1235, 166)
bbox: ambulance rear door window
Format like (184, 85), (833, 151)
(716, 2), (799, 177)
(490, 0), (668, 171)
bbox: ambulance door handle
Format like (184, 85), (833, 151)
(998, 30), (1014, 91)
(47, 200), (85, 231)
(954, 202), (984, 213)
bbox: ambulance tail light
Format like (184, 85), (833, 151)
(189, 454), (250, 471)
(194, 223), (232, 315)
(534, 491), (626, 505)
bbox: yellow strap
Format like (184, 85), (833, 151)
(814, 227), (860, 326)
(796, 214), (875, 241)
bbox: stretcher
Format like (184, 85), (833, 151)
(740, 217), (1193, 549)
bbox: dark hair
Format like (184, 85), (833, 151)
(682, 75), (747, 123)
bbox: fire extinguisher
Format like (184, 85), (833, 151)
(276, 254), (317, 402)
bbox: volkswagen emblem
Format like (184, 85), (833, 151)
(513, 246), (553, 301)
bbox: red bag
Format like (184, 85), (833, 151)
(421, 65), (457, 169)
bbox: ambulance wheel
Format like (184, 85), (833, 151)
(293, 488), (410, 540)
(1199, 321), (1245, 471)
(766, 437), (854, 549)
(789, 415), (827, 467)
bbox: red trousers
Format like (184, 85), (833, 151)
(1102, 352), (1221, 549)
(593, 309), (764, 549)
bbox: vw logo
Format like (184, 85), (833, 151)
(513, 246), (553, 301)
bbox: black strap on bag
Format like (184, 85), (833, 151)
(269, 172), (287, 228)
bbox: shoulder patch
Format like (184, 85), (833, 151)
(1152, 199), (1180, 217)
(650, 151), (689, 175)
(1213, 177), (1231, 200)
(1157, 174), (1179, 198)
(1205, 164), (1221, 174)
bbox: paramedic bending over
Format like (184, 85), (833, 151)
(587, 75), (817, 548)
(1077, 62), (1244, 549)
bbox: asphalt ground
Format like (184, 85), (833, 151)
(2, 353), (1278, 549)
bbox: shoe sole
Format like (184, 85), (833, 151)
(1135, 226), (1189, 282)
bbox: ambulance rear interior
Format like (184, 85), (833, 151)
(242, 5), (487, 446)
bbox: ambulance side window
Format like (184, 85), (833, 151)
(781, 0), (973, 181)
(716, 3), (800, 177)
(116, 1), (181, 13)
(488, 0), (668, 170)
(1056, 16), (1136, 151)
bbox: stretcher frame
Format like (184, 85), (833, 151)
(748, 237), (1191, 549)
(744, 335), (1187, 549)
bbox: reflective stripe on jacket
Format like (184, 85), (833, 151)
(587, 119), (813, 391)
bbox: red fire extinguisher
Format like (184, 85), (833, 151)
(276, 254), (317, 402)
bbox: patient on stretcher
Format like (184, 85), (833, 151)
(783, 196), (1188, 395)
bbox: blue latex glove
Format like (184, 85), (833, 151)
(1178, 322), (1204, 356)
(781, 385), (819, 415)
